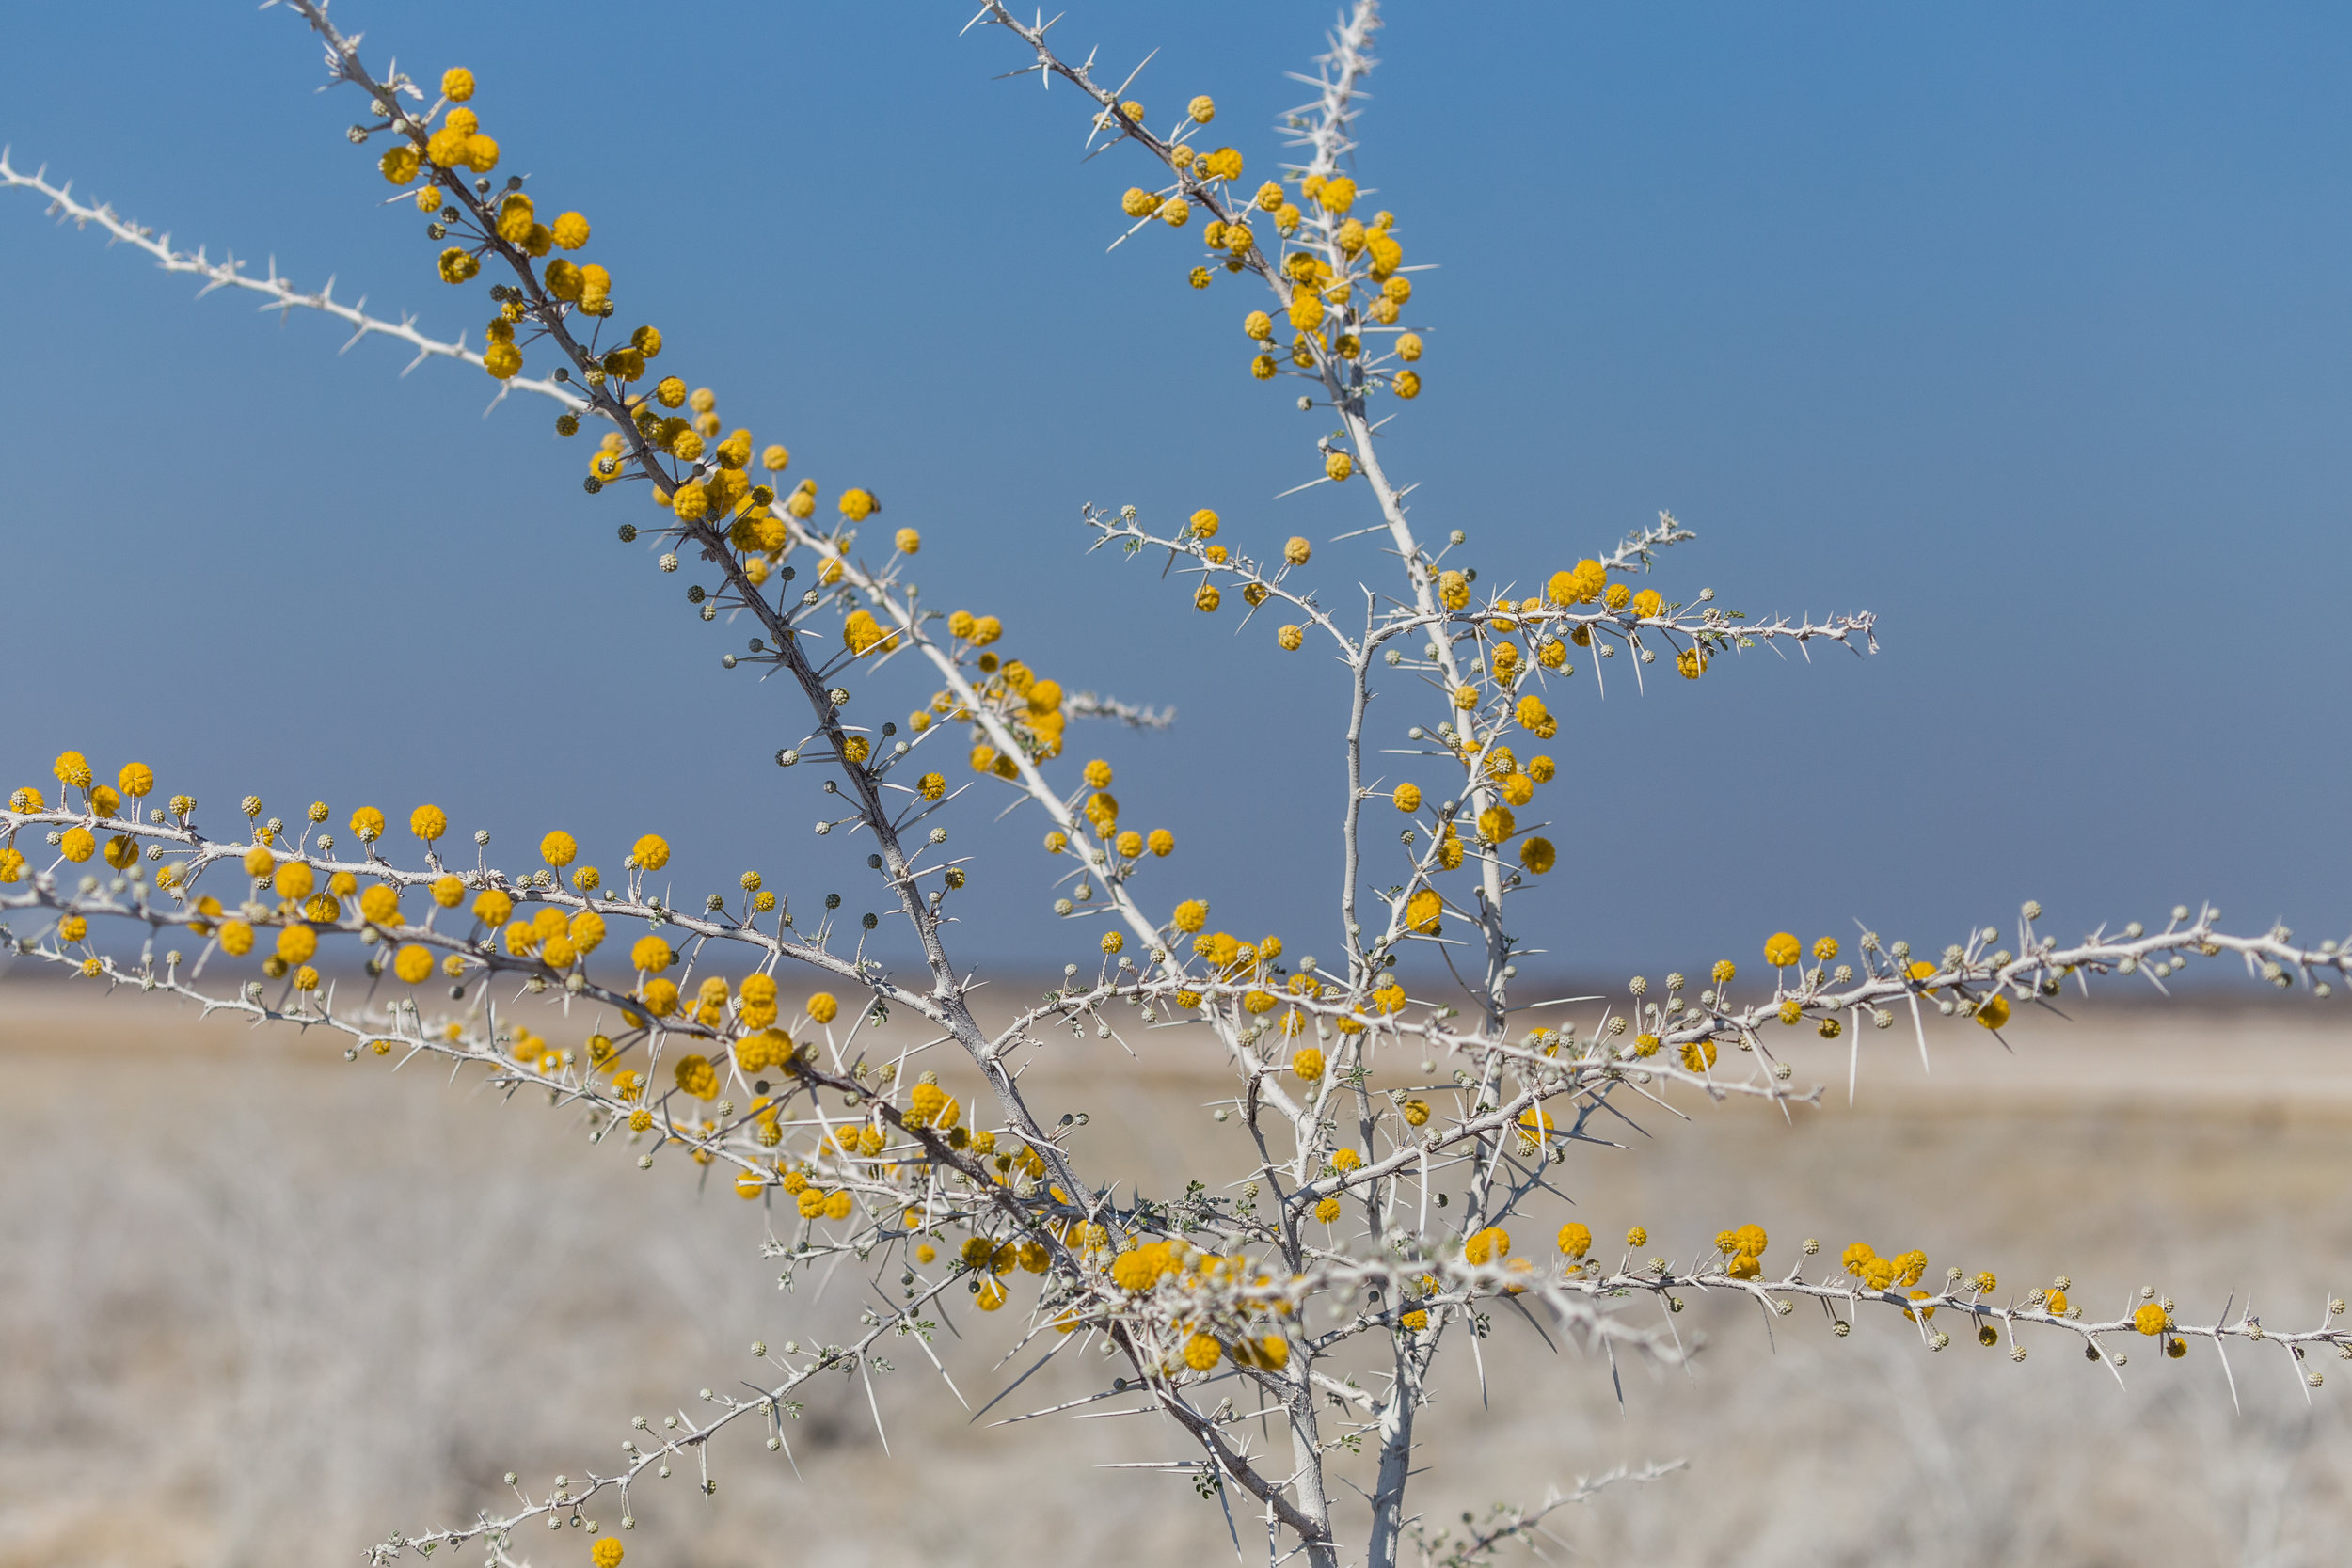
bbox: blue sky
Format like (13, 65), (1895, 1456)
(3, 2), (2347, 982)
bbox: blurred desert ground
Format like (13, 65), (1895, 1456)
(3, 979), (2349, 1568)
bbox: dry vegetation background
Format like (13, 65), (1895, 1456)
(2, 978), (2347, 1568)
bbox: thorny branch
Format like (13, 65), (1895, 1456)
(3, 3), (2347, 1566)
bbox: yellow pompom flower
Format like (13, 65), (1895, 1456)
(628, 935), (674, 974)
(1464, 1226), (1510, 1265)
(591, 1535), (625, 1567)
(807, 991), (840, 1024)
(1764, 932), (1801, 967)
(1324, 451), (1354, 483)
(1186, 94), (1216, 123)
(1171, 899), (1209, 934)
(843, 609), (892, 656)
(440, 67), (475, 102)
(543, 258), (584, 301)
(1518, 837), (1555, 875)
(392, 944), (434, 984)
(1194, 583), (1221, 612)
(273, 861), (314, 901)
(1405, 888), (1442, 934)
(1435, 829), (1464, 871)
(58, 826), (97, 863)
(492, 191), (534, 243)
(1977, 994), (2011, 1030)
(674, 1054), (719, 1100)
(2135, 1302), (2169, 1336)
(540, 831), (577, 867)
(409, 804), (447, 843)
(276, 925), (318, 965)
(430, 875), (466, 909)
(1291, 1047), (1326, 1082)
(1276, 624), (1305, 651)
(1313, 1196), (1343, 1224)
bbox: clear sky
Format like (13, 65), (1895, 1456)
(3, 2), (2347, 984)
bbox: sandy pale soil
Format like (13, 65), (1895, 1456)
(2, 980), (2349, 1568)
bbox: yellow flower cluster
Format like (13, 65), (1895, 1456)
(934, 643), (1089, 773)
(374, 68), (604, 384)
(1095, 90), (1424, 401)
(1713, 1223), (1770, 1279)
(1840, 1242), (1932, 1294)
